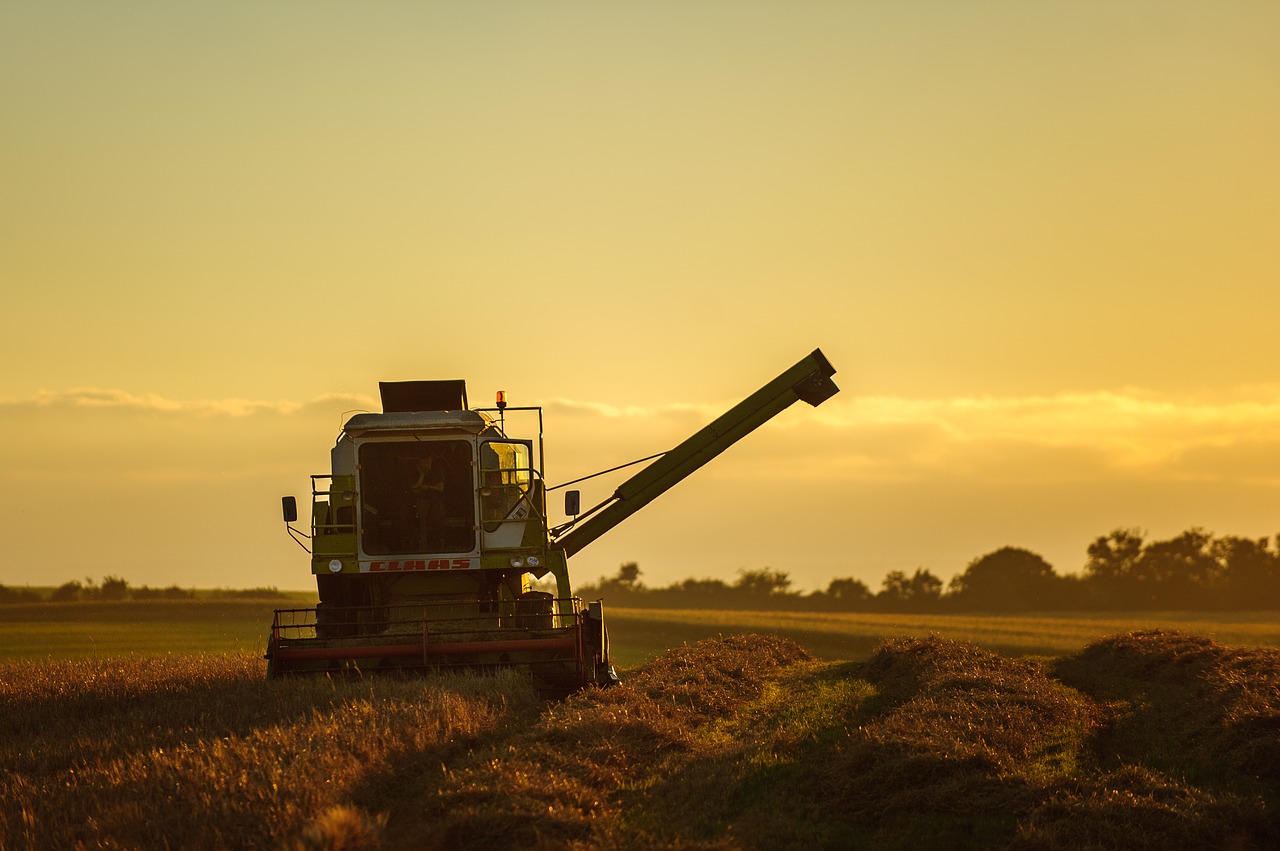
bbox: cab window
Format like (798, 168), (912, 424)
(359, 440), (475, 555)
(479, 440), (532, 528)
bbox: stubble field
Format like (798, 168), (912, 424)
(2, 602), (1279, 849)
(4, 598), (1279, 666)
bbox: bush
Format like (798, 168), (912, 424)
(207, 587), (291, 600)
(130, 585), (196, 601)
(0, 584), (41, 604)
(49, 581), (82, 603)
(98, 576), (130, 602)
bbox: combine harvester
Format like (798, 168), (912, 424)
(268, 349), (838, 693)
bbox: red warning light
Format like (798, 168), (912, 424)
(496, 390), (508, 410)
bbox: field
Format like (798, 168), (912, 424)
(608, 607), (1280, 665)
(0, 596), (316, 662)
(4, 598), (1280, 666)
(2, 602), (1280, 849)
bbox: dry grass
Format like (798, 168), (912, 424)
(1057, 628), (1280, 783)
(791, 636), (1097, 848)
(384, 633), (813, 849)
(3, 630), (1278, 849)
(1029, 630), (1280, 850)
(0, 654), (539, 850)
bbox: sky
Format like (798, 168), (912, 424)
(2, 1), (1278, 594)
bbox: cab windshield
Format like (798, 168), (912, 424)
(358, 440), (475, 555)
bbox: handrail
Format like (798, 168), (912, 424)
(270, 596), (583, 643)
(310, 474), (356, 536)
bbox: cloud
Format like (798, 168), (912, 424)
(799, 390), (1280, 483)
(0, 388), (380, 486)
(547, 386), (1280, 462)
(544, 397), (715, 423)
(1, 388), (377, 418)
(7, 385), (1280, 489)
(5, 385), (1280, 590)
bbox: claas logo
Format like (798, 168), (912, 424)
(368, 559), (473, 572)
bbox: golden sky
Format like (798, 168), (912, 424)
(2, 1), (1278, 592)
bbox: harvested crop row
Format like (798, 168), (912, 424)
(633, 632), (1276, 850)
(0, 656), (536, 850)
(802, 635), (1098, 848)
(4, 631), (1278, 849)
(385, 633), (814, 849)
(1056, 629), (1280, 784)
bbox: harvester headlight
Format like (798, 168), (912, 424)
(509, 556), (524, 569)
(328, 559), (343, 573)
(526, 555), (541, 568)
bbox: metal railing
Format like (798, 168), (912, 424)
(267, 596), (584, 675)
(310, 475), (356, 536)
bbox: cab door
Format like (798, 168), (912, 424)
(479, 439), (535, 549)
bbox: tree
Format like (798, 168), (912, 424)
(578, 562), (646, 602)
(99, 576), (130, 602)
(1213, 535), (1280, 608)
(675, 578), (731, 595)
(1130, 529), (1219, 608)
(1085, 529), (1144, 582)
(50, 581), (83, 603)
(0, 585), (41, 604)
(668, 577), (732, 608)
(1084, 528), (1145, 608)
(615, 561), (642, 590)
(131, 585), (197, 601)
(824, 577), (873, 608)
(877, 568), (943, 611)
(910, 569), (944, 603)
(734, 567), (793, 597)
(949, 547), (1058, 612)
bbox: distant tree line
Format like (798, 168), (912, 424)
(0, 577), (289, 604)
(574, 528), (1280, 612)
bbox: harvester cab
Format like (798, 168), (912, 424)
(268, 349), (839, 694)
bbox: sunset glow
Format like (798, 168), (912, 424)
(2, 1), (1277, 592)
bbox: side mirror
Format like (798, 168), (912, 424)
(281, 496), (298, 524)
(564, 490), (581, 517)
